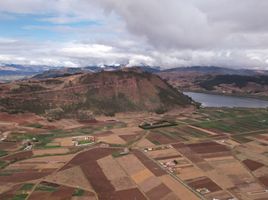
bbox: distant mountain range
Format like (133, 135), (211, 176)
(0, 64), (162, 81)
(161, 66), (268, 76)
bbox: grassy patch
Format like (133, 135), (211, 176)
(232, 135), (253, 143)
(36, 185), (58, 192)
(112, 151), (127, 158)
(12, 194), (28, 200)
(0, 160), (8, 169)
(77, 140), (93, 145)
(0, 150), (7, 157)
(20, 183), (35, 191)
(42, 145), (61, 149)
(72, 188), (85, 196)
(26, 123), (43, 128)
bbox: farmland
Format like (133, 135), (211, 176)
(0, 108), (268, 199)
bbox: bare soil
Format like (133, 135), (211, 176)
(242, 159), (264, 171)
(186, 176), (222, 193)
(133, 150), (167, 177)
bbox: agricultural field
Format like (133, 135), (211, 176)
(0, 108), (268, 199)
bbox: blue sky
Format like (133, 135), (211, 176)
(0, 0), (268, 69)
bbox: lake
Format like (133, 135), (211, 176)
(184, 92), (268, 108)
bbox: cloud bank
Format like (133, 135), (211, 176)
(0, 0), (268, 69)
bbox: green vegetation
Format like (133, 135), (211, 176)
(193, 111), (268, 134)
(77, 140), (93, 145)
(12, 194), (28, 200)
(112, 151), (126, 158)
(20, 183), (35, 191)
(139, 120), (177, 129)
(72, 188), (85, 196)
(151, 140), (161, 145)
(0, 160), (8, 169)
(36, 184), (58, 192)
(199, 74), (268, 90)
(0, 150), (7, 157)
(26, 123), (43, 128)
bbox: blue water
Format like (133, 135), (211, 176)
(184, 92), (268, 108)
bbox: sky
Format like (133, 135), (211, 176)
(0, 0), (268, 69)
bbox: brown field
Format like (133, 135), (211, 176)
(173, 143), (204, 163)
(98, 135), (126, 144)
(94, 131), (114, 137)
(187, 141), (229, 154)
(114, 188), (147, 200)
(0, 112), (44, 125)
(131, 169), (153, 184)
(139, 176), (161, 192)
(135, 138), (155, 148)
(45, 166), (94, 191)
(242, 159), (264, 171)
(187, 125), (218, 136)
(204, 190), (234, 200)
(2, 150), (33, 162)
(133, 150), (167, 177)
(176, 165), (204, 181)
(145, 183), (172, 200)
(12, 154), (73, 169)
(186, 176), (222, 193)
(0, 168), (55, 183)
(33, 148), (69, 156)
(0, 184), (23, 200)
(116, 154), (148, 176)
(160, 175), (200, 200)
(146, 148), (181, 160)
(0, 141), (18, 151)
(28, 182), (76, 200)
(58, 148), (149, 200)
(119, 133), (140, 143)
(147, 131), (180, 144)
(258, 175), (268, 187)
(97, 155), (135, 191)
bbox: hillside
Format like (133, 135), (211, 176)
(0, 70), (194, 117)
(158, 67), (268, 98)
(196, 75), (268, 96)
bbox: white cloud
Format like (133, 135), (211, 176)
(0, 0), (268, 69)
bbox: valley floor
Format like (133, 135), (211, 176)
(0, 108), (268, 200)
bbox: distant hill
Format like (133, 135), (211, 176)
(33, 65), (161, 79)
(0, 69), (194, 116)
(161, 66), (268, 76)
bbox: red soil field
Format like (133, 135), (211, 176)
(147, 132), (180, 144)
(133, 150), (167, 177)
(0, 141), (18, 150)
(187, 142), (229, 154)
(258, 175), (268, 187)
(200, 151), (232, 159)
(119, 133), (140, 143)
(0, 112), (43, 124)
(0, 169), (55, 183)
(60, 147), (131, 200)
(186, 177), (222, 192)
(60, 148), (116, 171)
(173, 143), (204, 163)
(81, 161), (116, 200)
(242, 159), (264, 171)
(0, 184), (22, 200)
(94, 131), (114, 137)
(155, 155), (181, 160)
(146, 183), (172, 200)
(2, 150), (33, 162)
(115, 188), (147, 200)
(28, 182), (75, 200)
